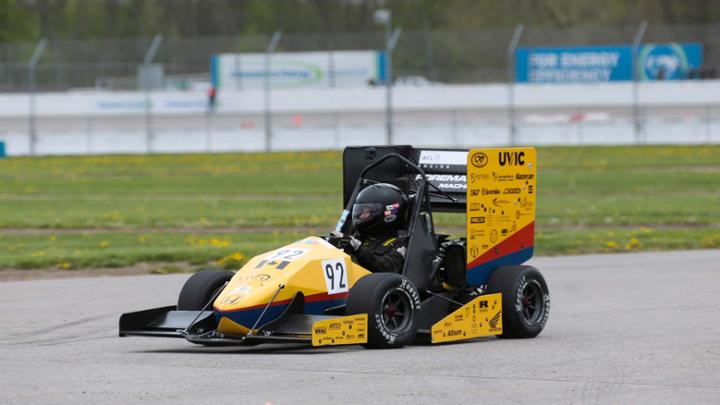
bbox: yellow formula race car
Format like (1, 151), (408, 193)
(119, 146), (550, 348)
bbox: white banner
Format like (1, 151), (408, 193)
(211, 51), (381, 90)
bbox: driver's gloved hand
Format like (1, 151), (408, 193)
(344, 235), (362, 252)
(326, 231), (344, 246)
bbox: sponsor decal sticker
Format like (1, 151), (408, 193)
(471, 152), (489, 168)
(492, 198), (510, 207)
(498, 151), (526, 166)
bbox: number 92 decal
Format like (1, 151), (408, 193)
(321, 258), (348, 295)
(267, 248), (308, 262)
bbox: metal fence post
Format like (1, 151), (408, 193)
(85, 115), (93, 154)
(506, 24), (524, 146)
(632, 21), (648, 144)
(424, 20), (435, 81)
(333, 111), (340, 148)
(328, 37), (336, 88)
(451, 109), (459, 147)
(385, 27), (402, 145)
(205, 112), (212, 152)
(706, 105), (712, 144)
(264, 31), (282, 153)
(28, 38), (47, 156)
(375, 10), (401, 146)
(234, 53), (243, 90)
(142, 34), (163, 153)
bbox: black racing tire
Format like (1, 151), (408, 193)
(487, 265), (550, 339)
(346, 273), (420, 349)
(177, 269), (234, 311)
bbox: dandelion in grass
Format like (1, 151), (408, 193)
(209, 238), (231, 248)
(216, 252), (247, 270)
(188, 237), (208, 247)
(57, 261), (72, 270)
(625, 238), (640, 251)
(605, 241), (618, 250)
(700, 234), (720, 248)
(639, 226), (653, 234)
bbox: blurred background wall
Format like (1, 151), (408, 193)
(0, 0), (719, 155)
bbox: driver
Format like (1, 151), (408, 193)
(334, 183), (409, 273)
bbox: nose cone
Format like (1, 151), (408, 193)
(214, 281), (294, 336)
(214, 301), (292, 335)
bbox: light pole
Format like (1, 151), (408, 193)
(374, 9), (401, 146)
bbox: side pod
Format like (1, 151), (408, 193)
(430, 293), (503, 344)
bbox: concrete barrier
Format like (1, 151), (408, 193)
(0, 81), (718, 156)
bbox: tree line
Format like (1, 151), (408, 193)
(1, 0), (718, 42)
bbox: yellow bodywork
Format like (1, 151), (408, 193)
(467, 148), (537, 263)
(213, 236), (371, 336)
(431, 293), (503, 343)
(466, 147), (537, 269)
(311, 314), (368, 346)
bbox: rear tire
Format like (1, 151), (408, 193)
(487, 265), (550, 339)
(177, 269), (234, 311)
(346, 273), (420, 349)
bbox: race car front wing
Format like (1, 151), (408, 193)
(119, 305), (368, 347)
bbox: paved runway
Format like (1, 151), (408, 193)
(1, 250), (719, 404)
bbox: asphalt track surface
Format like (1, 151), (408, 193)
(1, 250), (719, 404)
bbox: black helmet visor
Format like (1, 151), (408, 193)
(351, 203), (384, 226)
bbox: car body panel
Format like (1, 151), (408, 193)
(465, 147), (537, 285)
(213, 236), (371, 335)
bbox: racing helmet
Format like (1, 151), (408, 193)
(351, 183), (407, 236)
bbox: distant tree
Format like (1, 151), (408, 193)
(0, 0), (718, 43)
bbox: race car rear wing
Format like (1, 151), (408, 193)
(343, 146), (469, 213)
(343, 145), (538, 286)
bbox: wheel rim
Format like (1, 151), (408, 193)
(520, 280), (544, 325)
(380, 288), (412, 334)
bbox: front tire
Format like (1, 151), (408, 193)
(177, 269), (234, 311)
(487, 265), (550, 339)
(346, 273), (420, 349)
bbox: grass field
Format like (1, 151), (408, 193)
(1, 145), (719, 271)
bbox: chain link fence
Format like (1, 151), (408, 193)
(1, 24), (716, 91)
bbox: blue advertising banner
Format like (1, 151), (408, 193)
(638, 43), (703, 81)
(516, 46), (632, 83)
(516, 43), (703, 83)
